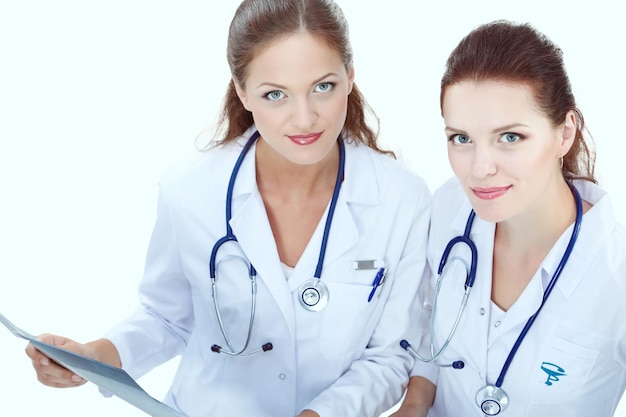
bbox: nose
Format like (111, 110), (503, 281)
(471, 145), (497, 179)
(291, 97), (318, 130)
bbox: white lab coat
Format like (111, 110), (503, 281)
(411, 178), (626, 416)
(104, 126), (431, 417)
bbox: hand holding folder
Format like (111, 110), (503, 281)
(0, 312), (187, 417)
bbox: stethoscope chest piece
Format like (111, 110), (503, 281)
(298, 278), (329, 312)
(476, 385), (509, 416)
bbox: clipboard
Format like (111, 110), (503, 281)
(0, 312), (187, 417)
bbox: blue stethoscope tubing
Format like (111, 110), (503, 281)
(209, 130), (345, 355)
(210, 130), (261, 280)
(402, 181), (583, 412)
(493, 181), (582, 388)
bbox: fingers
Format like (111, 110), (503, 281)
(24, 333), (54, 365)
(25, 333), (87, 388)
(33, 358), (87, 388)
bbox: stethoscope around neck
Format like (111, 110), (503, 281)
(209, 130), (345, 356)
(401, 182), (583, 415)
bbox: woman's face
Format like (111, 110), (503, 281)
(443, 80), (575, 223)
(234, 32), (353, 166)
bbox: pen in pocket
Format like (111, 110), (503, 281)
(367, 267), (387, 302)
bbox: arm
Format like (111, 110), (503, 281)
(389, 232), (438, 417)
(26, 180), (190, 386)
(389, 376), (436, 417)
(103, 182), (193, 379)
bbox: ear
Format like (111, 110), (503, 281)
(233, 78), (251, 111)
(558, 110), (577, 157)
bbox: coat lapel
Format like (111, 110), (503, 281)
(286, 196), (359, 292)
(227, 140), (296, 338)
(287, 142), (374, 291)
(231, 191), (297, 336)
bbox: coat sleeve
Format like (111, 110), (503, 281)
(103, 181), (193, 380)
(409, 266), (440, 385)
(304, 181), (433, 417)
(409, 201), (440, 385)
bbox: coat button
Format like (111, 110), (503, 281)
(279, 373), (286, 380)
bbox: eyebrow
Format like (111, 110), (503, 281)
(490, 123), (530, 133)
(255, 72), (338, 90)
(445, 123), (529, 134)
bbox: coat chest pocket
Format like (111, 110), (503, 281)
(318, 269), (387, 360)
(528, 336), (599, 405)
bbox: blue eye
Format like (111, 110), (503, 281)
(265, 90), (286, 101)
(501, 132), (522, 143)
(450, 134), (471, 145)
(315, 82), (335, 93)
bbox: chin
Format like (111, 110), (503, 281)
(470, 202), (510, 224)
(474, 212), (507, 223)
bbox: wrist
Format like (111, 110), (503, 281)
(296, 410), (320, 417)
(86, 338), (122, 368)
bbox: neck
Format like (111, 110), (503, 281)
(496, 181), (577, 255)
(255, 138), (340, 201)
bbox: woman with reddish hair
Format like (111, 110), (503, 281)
(394, 20), (626, 417)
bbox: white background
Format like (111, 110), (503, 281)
(0, 1), (624, 416)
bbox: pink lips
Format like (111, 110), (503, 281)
(471, 186), (511, 200)
(287, 132), (322, 146)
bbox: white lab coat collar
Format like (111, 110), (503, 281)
(540, 180), (616, 299)
(448, 195), (493, 239)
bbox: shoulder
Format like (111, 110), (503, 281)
(345, 140), (431, 202)
(432, 176), (465, 205)
(158, 140), (245, 204)
(577, 180), (626, 264)
(428, 177), (474, 239)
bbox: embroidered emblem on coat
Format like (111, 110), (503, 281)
(541, 362), (567, 386)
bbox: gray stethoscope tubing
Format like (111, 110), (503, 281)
(429, 274), (471, 367)
(401, 265), (472, 369)
(211, 254), (263, 356)
(209, 130), (345, 355)
(401, 211), (477, 369)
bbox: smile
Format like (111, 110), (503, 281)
(471, 186), (511, 200)
(287, 132), (322, 145)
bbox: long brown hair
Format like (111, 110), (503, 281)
(212, 0), (390, 155)
(441, 20), (596, 183)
